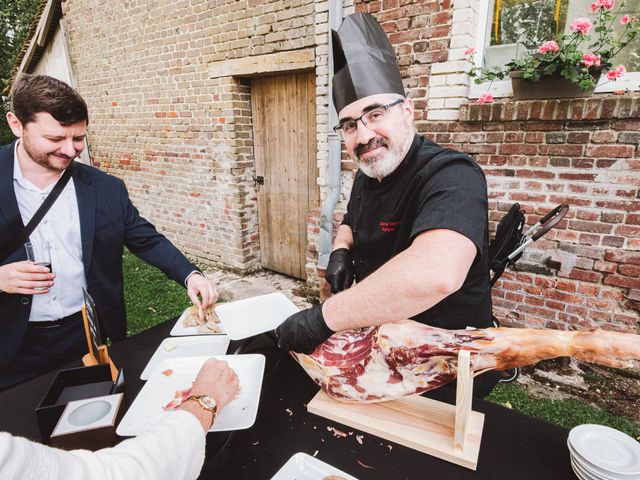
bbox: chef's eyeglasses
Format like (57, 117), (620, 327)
(333, 98), (405, 141)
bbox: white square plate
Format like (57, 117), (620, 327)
(216, 292), (300, 340)
(140, 336), (231, 380)
(170, 306), (226, 336)
(117, 355), (265, 436)
(271, 452), (358, 480)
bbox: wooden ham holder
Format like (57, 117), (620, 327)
(81, 288), (118, 382)
(307, 350), (484, 470)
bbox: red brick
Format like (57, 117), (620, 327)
(618, 264), (640, 277)
(585, 145), (635, 158)
(604, 275), (640, 289)
(576, 210), (598, 221)
(525, 132), (544, 143)
(568, 220), (613, 234)
(544, 300), (565, 310)
(566, 305), (588, 316)
(595, 200), (640, 212)
(568, 269), (602, 283)
(594, 261), (617, 273)
(577, 284), (600, 296)
(539, 144), (584, 156)
(626, 214), (640, 225)
(602, 236), (625, 247)
(588, 309), (614, 322)
(577, 233), (601, 245)
(601, 212), (625, 223)
(615, 225), (640, 237)
(604, 251), (640, 265)
(567, 132), (590, 143)
(515, 169), (555, 179)
(591, 130), (617, 143)
(498, 144), (538, 155)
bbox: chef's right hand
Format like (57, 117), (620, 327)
(0, 261), (53, 294)
(275, 304), (334, 354)
(324, 248), (355, 294)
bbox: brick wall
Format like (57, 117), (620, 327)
(451, 97), (640, 332)
(61, 0), (325, 273)
(347, 1), (639, 334)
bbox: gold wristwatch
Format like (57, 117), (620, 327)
(184, 394), (218, 426)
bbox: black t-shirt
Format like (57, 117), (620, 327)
(342, 134), (492, 330)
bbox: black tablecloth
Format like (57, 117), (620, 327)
(0, 319), (575, 479)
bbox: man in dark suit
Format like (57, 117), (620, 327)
(0, 74), (218, 390)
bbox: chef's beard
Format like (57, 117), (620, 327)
(355, 136), (406, 181)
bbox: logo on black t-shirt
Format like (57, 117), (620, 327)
(379, 220), (402, 232)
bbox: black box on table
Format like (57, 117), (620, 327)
(36, 365), (125, 444)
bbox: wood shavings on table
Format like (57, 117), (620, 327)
(357, 460), (374, 469)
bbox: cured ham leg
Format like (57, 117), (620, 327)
(292, 320), (640, 403)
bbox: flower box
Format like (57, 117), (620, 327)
(509, 71), (598, 100)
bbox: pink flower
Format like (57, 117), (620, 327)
(476, 92), (494, 105)
(620, 15), (630, 25)
(581, 53), (602, 67)
(464, 47), (476, 56)
(592, 0), (615, 9)
(538, 40), (560, 54)
(607, 64), (626, 80)
(569, 18), (593, 34)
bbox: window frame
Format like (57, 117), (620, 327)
(469, 0), (640, 99)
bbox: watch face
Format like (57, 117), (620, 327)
(200, 396), (217, 409)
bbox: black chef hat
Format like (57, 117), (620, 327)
(332, 12), (405, 113)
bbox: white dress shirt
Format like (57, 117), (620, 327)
(13, 142), (87, 322)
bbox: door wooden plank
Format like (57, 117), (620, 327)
(250, 71), (317, 279)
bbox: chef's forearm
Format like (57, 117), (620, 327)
(332, 224), (354, 250)
(322, 229), (476, 331)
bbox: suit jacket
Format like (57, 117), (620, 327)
(0, 141), (197, 370)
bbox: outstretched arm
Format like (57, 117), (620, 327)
(322, 228), (477, 331)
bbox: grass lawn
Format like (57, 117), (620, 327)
(123, 249), (191, 336)
(487, 382), (639, 438)
(123, 249), (640, 439)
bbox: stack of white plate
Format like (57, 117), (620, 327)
(568, 424), (640, 480)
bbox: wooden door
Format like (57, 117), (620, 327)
(252, 71), (318, 279)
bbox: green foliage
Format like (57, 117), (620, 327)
(470, 1), (640, 90)
(487, 382), (640, 439)
(0, 0), (40, 143)
(123, 249), (192, 336)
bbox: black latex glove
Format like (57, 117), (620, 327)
(275, 304), (334, 354)
(324, 248), (355, 294)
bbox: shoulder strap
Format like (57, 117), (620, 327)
(0, 164), (75, 264)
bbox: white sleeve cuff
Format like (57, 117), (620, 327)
(184, 270), (202, 287)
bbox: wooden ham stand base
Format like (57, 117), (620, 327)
(307, 350), (484, 470)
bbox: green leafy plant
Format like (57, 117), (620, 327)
(467, 0), (640, 102)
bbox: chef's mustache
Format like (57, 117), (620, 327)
(355, 137), (388, 157)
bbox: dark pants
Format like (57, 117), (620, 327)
(0, 312), (87, 392)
